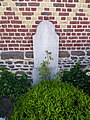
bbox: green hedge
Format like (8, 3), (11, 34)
(0, 68), (31, 101)
(11, 79), (90, 120)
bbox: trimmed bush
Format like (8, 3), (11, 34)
(11, 79), (90, 120)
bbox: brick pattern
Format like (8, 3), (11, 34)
(0, 0), (90, 79)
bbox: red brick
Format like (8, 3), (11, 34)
(75, 29), (84, 32)
(0, 20), (10, 24)
(61, 17), (66, 20)
(18, 29), (28, 32)
(67, 25), (71, 28)
(84, 17), (88, 20)
(67, 8), (72, 12)
(88, 5), (90, 8)
(30, 29), (36, 32)
(77, 25), (82, 28)
(63, 0), (67, 2)
(56, 8), (61, 11)
(9, 33), (14, 36)
(8, 44), (19, 47)
(31, 8), (36, 11)
(68, 0), (73, 2)
(74, 44), (83, 46)
(66, 4), (76, 7)
(21, 33), (25, 36)
(44, 8), (49, 11)
(20, 44), (30, 47)
(11, 40), (15, 43)
(8, 16), (13, 20)
(21, 25), (26, 28)
(38, 16), (43, 20)
(80, 21), (90, 24)
(14, 16), (19, 20)
(26, 17), (31, 20)
(0, 44), (7, 47)
(85, 0), (90, 3)
(6, 29), (17, 32)
(11, 20), (22, 24)
(79, 36), (88, 39)
(3, 33), (8, 36)
(19, 8), (24, 11)
(44, 17), (49, 20)
(2, 16), (7, 19)
(26, 8), (30, 11)
(6, 7), (12, 11)
(84, 44), (90, 46)
(59, 12), (69, 16)
(4, 12), (15, 15)
(70, 21), (79, 24)
(0, 29), (4, 32)
(73, 17), (77, 20)
(14, 25), (20, 28)
(57, 0), (61, 1)
(8, 25), (13, 28)
(76, 13), (85, 16)
(74, 0), (79, 2)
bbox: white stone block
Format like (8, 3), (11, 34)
(33, 20), (59, 84)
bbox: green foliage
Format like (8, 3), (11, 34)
(11, 79), (90, 120)
(0, 68), (31, 101)
(39, 51), (53, 80)
(61, 62), (90, 95)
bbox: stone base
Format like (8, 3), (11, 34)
(32, 67), (60, 84)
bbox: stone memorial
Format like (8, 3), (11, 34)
(33, 20), (59, 84)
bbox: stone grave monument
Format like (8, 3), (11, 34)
(33, 20), (59, 84)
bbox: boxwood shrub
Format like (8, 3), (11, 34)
(11, 79), (90, 120)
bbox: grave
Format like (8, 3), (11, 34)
(33, 20), (59, 84)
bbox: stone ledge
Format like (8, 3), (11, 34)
(71, 51), (85, 56)
(1, 52), (24, 59)
(87, 51), (90, 56)
(25, 51), (33, 58)
(59, 51), (70, 58)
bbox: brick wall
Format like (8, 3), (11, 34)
(0, 0), (90, 81)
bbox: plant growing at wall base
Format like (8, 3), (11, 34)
(39, 50), (53, 80)
(61, 62), (90, 95)
(0, 67), (31, 101)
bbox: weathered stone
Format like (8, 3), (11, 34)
(87, 51), (90, 56)
(5, 61), (12, 64)
(28, 61), (34, 65)
(71, 57), (77, 60)
(1, 52), (24, 59)
(59, 51), (70, 57)
(8, 65), (14, 68)
(15, 2), (27, 6)
(33, 20), (59, 84)
(25, 51), (33, 58)
(71, 51), (85, 56)
(14, 61), (23, 64)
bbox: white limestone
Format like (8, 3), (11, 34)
(33, 20), (59, 84)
